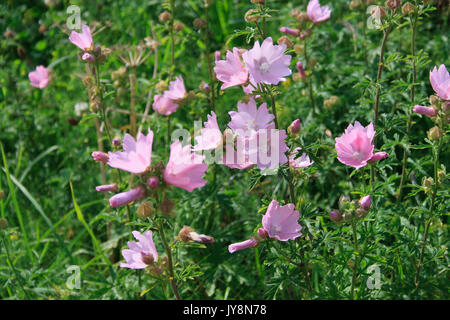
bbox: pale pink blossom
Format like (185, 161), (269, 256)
(69, 24), (93, 51)
(335, 121), (375, 169)
(193, 111), (223, 151)
(214, 48), (249, 90)
(228, 99), (275, 133)
(368, 152), (389, 163)
(222, 135), (256, 170)
(261, 200), (302, 241)
(107, 129), (154, 174)
(163, 141), (208, 192)
(242, 37), (292, 85)
(247, 129), (289, 170)
(120, 230), (158, 269)
(228, 238), (259, 253)
(28, 66), (50, 89)
(412, 105), (437, 117)
(163, 75), (186, 101)
(289, 147), (313, 168)
(109, 186), (146, 208)
(429, 64), (450, 101)
(307, 0), (331, 23)
(152, 94), (179, 116)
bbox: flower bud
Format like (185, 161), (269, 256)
(385, 0), (400, 9)
(359, 195), (371, 210)
(329, 210), (342, 222)
(159, 11), (172, 22)
(82, 53), (95, 62)
(193, 18), (207, 29)
(413, 105), (437, 117)
(355, 208), (367, 219)
(214, 50), (221, 61)
(280, 27), (300, 37)
(245, 9), (260, 23)
(296, 61), (307, 79)
(257, 228), (268, 239)
(199, 81), (211, 93)
(277, 36), (293, 48)
(288, 119), (301, 135)
(95, 184), (118, 192)
(0, 218), (7, 230)
(402, 2), (415, 15)
(109, 186), (146, 208)
(111, 137), (121, 148)
(137, 201), (154, 219)
(174, 21), (184, 32)
(91, 151), (109, 163)
(368, 152), (389, 163)
(228, 237), (259, 253)
(146, 176), (160, 189)
(427, 126), (443, 140)
(178, 225), (214, 244)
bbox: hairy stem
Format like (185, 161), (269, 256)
(158, 220), (181, 300)
(350, 219), (359, 300)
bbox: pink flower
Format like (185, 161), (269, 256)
(368, 151), (389, 163)
(28, 66), (50, 89)
(120, 230), (158, 269)
(95, 184), (118, 192)
(69, 24), (94, 51)
(163, 76), (186, 101)
(242, 37), (292, 85)
(307, 0), (331, 23)
(163, 141), (208, 192)
(429, 65), (450, 101)
(109, 186), (146, 208)
(107, 129), (154, 174)
(214, 50), (221, 62)
(335, 121), (375, 169)
(222, 136), (256, 170)
(193, 111), (223, 151)
(228, 98), (275, 133)
(412, 105), (437, 117)
(280, 27), (299, 37)
(92, 151), (109, 163)
(261, 200), (302, 241)
(152, 94), (179, 116)
(289, 147), (314, 168)
(228, 238), (259, 253)
(214, 48), (249, 90)
(247, 129), (289, 170)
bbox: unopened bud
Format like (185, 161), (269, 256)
(174, 21), (184, 32)
(402, 2), (415, 15)
(199, 81), (211, 93)
(329, 210), (342, 222)
(193, 18), (207, 29)
(385, 0), (401, 9)
(112, 137), (121, 147)
(280, 27), (300, 37)
(245, 9), (260, 23)
(147, 176), (160, 189)
(137, 201), (154, 219)
(257, 228), (268, 239)
(92, 151), (109, 163)
(277, 36), (293, 48)
(359, 195), (371, 210)
(288, 119), (301, 135)
(427, 126), (443, 140)
(159, 11), (172, 23)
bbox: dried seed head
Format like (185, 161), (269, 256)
(277, 36), (293, 48)
(137, 202), (154, 219)
(174, 21), (184, 32)
(159, 11), (172, 22)
(245, 9), (260, 23)
(193, 18), (207, 29)
(427, 126), (443, 140)
(402, 2), (415, 15)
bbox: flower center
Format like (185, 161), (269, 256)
(258, 61), (271, 74)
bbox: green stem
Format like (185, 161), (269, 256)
(350, 219), (359, 300)
(398, 12), (418, 203)
(158, 219), (181, 300)
(304, 39), (316, 114)
(415, 142), (440, 286)
(170, 0), (175, 78)
(204, 2), (215, 111)
(1, 234), (31, 299)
